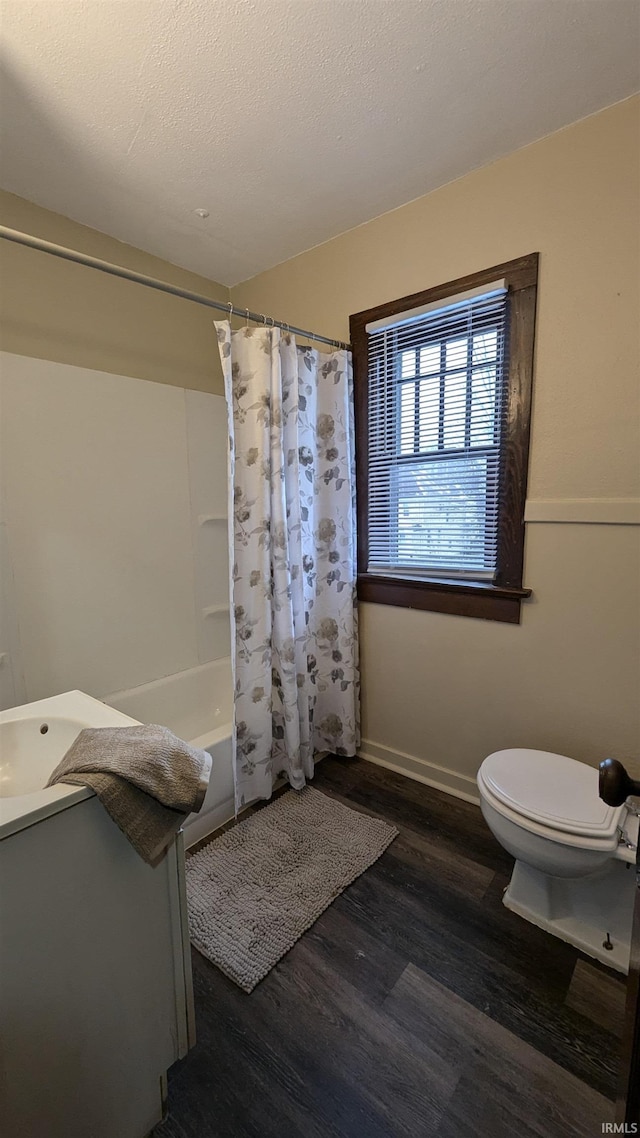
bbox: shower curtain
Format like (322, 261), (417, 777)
(216, 322), (360, 810)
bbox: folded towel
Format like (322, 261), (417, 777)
(47, 725), (212, 865)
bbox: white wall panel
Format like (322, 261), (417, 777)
(0, 352), (229, 706)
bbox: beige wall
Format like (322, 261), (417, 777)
(0, 190), (228, 394)
(233, 97), (640, 783)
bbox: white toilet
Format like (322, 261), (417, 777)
(477, 748), (638, 972)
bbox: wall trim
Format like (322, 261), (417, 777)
(525, 498), (640, 525)
(358, 739), (481, 806)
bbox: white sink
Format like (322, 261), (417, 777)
(0, 690), (139, 838)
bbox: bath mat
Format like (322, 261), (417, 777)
(185, 785), (398, 992)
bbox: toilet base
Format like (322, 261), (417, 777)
(503, 857), (635, 973)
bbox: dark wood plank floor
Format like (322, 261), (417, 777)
(154, 757), (626, 1138)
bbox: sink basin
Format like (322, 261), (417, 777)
(0, 691), (139, 838)
(0, 716), (100, 797)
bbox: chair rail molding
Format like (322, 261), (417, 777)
(524, 499), (640, 525)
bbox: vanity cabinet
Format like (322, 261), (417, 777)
(0, 794), (194, 1137)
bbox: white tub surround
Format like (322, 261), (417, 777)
(0, 690), (195, 1138)
(0, 353), (230, 709)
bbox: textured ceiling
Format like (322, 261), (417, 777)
(1, 0), (638, 286)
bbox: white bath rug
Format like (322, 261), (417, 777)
(185, 785), (398, 992)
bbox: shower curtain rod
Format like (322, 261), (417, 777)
(0, 226), (351, 351)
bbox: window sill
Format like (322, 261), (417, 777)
(357, 573), (532, 623)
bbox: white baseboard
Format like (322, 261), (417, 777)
(358, 739), (481, 806)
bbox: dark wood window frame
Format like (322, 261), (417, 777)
(350, 253), (539, 624)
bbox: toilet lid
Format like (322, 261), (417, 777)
(478, 749), (621, 841)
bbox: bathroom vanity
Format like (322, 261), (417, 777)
(0, 691), (195, 1138)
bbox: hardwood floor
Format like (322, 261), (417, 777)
(154, 757), (625, 1138)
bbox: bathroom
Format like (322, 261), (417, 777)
(0, 2), (639, 1135)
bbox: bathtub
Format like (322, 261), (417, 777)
(105, 658), (234, 846)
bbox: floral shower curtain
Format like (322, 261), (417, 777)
(216, 322), (360, 810)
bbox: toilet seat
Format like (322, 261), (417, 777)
(478, 749), (625, 851)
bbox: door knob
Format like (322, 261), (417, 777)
(599, 758), (640, 807)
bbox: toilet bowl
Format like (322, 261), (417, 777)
(477, 749), (637, 972)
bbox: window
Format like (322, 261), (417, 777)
(350, 254), (538, 622)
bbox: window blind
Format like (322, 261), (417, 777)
(366, 284), (509, 580)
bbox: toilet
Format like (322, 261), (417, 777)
(477, 748), (638, 973)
